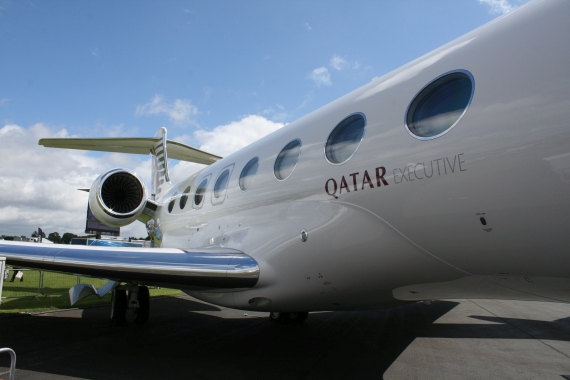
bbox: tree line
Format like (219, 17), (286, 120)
(1, 231), (150, 244)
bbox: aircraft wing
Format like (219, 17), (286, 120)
(0, 241), (259, 290)
(39, 137), (222, 165)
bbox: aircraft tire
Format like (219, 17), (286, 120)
(288, 312), (309, 323)
(135, 285), (150, 324)
(269, 311), (285, 322)
(112, 288), (128, 326)
(270, 312), (308, 323)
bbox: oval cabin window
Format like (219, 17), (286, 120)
(406, 70), (474, 140)
(214, 169), (230, 199)
(239, 157), (259, 191)
(179, 186), (191, 209)
(194, 178), (208, 206)
(325, 113), (366, 165)
(274, 139), (302, 181)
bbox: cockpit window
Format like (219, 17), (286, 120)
(274, 139), (302, 181)
(325, 113), (366, 165)
(406, 70), (474, 140)
(239, 157), (259, 191)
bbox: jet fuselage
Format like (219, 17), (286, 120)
(155, 0), (570, 311)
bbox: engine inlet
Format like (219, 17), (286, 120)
(101, 172), (144, 214)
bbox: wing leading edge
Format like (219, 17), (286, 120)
(39, 137), (222, 165)
(0, 241), (259, 291)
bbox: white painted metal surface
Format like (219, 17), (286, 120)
(158, 0), (570, 311)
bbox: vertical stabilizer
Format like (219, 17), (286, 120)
(151, 127), (170, 200)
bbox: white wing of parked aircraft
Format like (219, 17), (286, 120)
(1, 0), (570, 325)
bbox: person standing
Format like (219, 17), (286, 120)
(9, 267), (24, 282)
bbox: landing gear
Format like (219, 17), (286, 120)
(289, 312), (309, 323)
(269, 311), (309, 324)
(110, 288), (127, 326)
(135, 286), (150, 324)
(269, 311), (285, 322)
(110, 284), (150, 325)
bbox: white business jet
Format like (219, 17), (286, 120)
(1, 0), (569, 325)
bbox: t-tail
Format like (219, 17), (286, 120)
(38, 127), (222, 240)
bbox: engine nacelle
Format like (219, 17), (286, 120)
(88, 168), (148, 227)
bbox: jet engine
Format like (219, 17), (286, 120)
(88, 168), (149, 227)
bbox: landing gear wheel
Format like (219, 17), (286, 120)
(111, 288), (127, 326)
(269, 312), (285, 322)
(288, 312), (309, 323)
(135, 286), (150, 324)
(269, 312), (308, 324)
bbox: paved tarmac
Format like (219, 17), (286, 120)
(0, 295), (569, 380)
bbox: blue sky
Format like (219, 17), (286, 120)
(0, 0), (528, 237)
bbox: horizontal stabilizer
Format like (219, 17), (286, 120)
(39, 137), (222, 165)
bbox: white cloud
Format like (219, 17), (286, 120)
(169, 115), (284, 183)
(0, 123), (148, 238)
(193, 115), (283, 157)
(309, 67), (332, 87)
(297, 93), (313, 110)
(105, 124), (133, 137)
(135, 94), (198, 126)
(262, 104), (290, 122)
(330, 55), (348, 71)
(304, 22), (312, 31)
(0, 98), (9, 106)
(478, 0), (516, 15)
(330, 54), (362, 71)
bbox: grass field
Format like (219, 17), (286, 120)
(1, 269), (183, 315)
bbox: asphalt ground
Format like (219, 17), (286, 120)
(0, 295), (569, 380)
